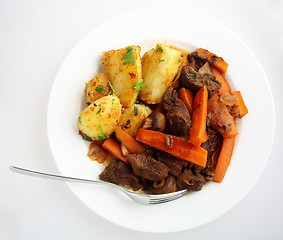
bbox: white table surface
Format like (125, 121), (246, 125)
(1, 0), (282, 239)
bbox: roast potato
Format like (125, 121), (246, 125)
(102, 46), (142, 108)
(85, 73), (110, 105)
(78, 95), (122, 140)
(118, 104), (152, 137)
(140, 43), (183, 104)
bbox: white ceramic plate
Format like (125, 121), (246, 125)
(47, 8), (275, 232)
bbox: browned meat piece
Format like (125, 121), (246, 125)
(162, 86), (191, 138)
(150, 175), (177, 194)
(99, 160), (142, 191)
(176, 176), (188, 191)
(127, 154), (170, 181)
(179, 64), (221, 97)
(157, 152), (188, 177)
(179, 169), (206, 191)
(187, 52), (206, 71)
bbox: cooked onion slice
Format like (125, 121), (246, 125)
(88, 141), (110, 164)
(121, 143), (129, 156)
(220, 92), (238, 106)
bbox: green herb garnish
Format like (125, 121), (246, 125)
(82, 133), (92, 142)
(157, 46), (163, 53)
(112, 98), (115, 104)
(108, 81), (116, 96)
(96, 105), (102, 116)
(134, 106), (138, 116)
(121, 46), (136, 66)
(134, 79), (144, 91)
(78, 116), (81, 124)
(95, 85), (105, 92)
(96, 76), (100, 81)
(98, 124), (109, 141)
(159, 59), (165, 62)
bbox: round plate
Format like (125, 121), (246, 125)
(47, 8), (275, 232)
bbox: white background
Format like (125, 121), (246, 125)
(1, 0), (282, 239)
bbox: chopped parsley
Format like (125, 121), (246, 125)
(82, 133), (92, 142)
(159, 59), (165, 62)
(98, 124), (109, 141)
(96, 105), (102, 116)
(134, 79), (144, 91)
(96, 76), (100, 81)
(95, 85), (105, 92)
(78, 116), (81, 124)
(157, 46), (163, 53)
(121, 46), (136, 66)
(134, 106), (138, 116)
(108, 81), (116, 96)
(178, 58), (181, 62)
(112, 98), (115, 104)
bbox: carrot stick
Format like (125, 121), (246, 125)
(102, 138), (128, 163)
(207, 95), (238, 138)
(232, 91), (248, 118)
(115, 127), (146, 154)
(189, 86), (208, 146)
(136, 128), (207, 167)
(195, 48), (229, 73)
(210, 66), (231, 95)
(179, 87), (194, 116)
(213, 136), (235, 183)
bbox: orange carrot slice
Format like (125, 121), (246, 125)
(210, 66), (231, 95)
(189, 86), (208, 146)
(136, 128), (207, 167)
(232, 91), (248, 118)
(102, 138), (128, 163)
(195, 48), (229, 73)
(213, 136), (236, 183)
(115, 127), (146, 154)
(179, 87), (194, 116)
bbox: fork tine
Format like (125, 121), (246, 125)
(149, 191), (187, 204)
(151, 191), (187, 201)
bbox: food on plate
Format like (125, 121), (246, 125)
(85, 73), (110, 105)
(140, 43), (184, 104)
(77, 95), (122, 141)
(102, 46), (142, 107)
(77, 43), (248, 195)
(117, 103), (152, 138)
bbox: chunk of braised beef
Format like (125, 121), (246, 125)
(150, 175), (177, 194)
(179, 64), (221, 97)
(187, 52), (206, 71)
(157, 152), (187, 177)
(179, 169), (206, 191)
(99, 160), (142, 191)
(127, 154), (169, 181)
(162, 86), (191, 138)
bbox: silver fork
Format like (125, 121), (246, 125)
(10, 165), (188, 204)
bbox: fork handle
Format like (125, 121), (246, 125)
(10, 165), (102, 185)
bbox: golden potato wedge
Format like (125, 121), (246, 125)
(118, 104), (152, 138)
(102, 46), (142, 108)
(78, 95), (122, 141)
(85, 73), (110, 105)
(140, 43), (184, 104)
